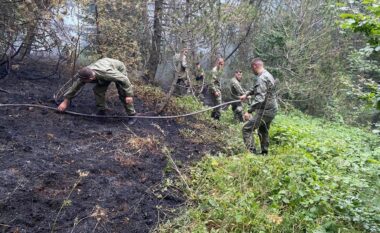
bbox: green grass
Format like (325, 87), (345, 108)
(156, 96), (380, 233)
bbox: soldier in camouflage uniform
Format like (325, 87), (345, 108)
(195, 62), (204, 81)
(57, 58), (137, 125)
(193, 62), (205, 96)
(240, 58), (278, 155)
(209, 58), (225, 120)
(229, 70), (245, 122)
(174, 48), (189, 95)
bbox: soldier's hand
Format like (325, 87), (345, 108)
(125, 97), (134, 104)
(57, 99), (69, 112)
(240, 95), (247, 101)
(243, 112), (251, 121)
(214, 91), (220, 97)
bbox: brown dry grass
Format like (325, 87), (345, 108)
(126, 135), (159, 151)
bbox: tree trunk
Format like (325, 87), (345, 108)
(94, 0), (102, 55)
(17, 21), (37, 61)
(147, 0), (163, 83)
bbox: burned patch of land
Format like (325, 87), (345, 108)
(0, 62), (220, 233)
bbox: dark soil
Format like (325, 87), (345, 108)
(0, 61), (219, 233)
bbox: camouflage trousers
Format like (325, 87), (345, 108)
(210, 87), (222, 120)
(231, 102), (243, 122)
(93, 81), (136, 116)
(242, 109), (277, 153)
(174, 71), (189, 96)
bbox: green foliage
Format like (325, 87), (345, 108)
(340, 0), (380, 49)
(158, 112), (380, 233)
(339, 0), (380, 114)
(251, 0), (351, 118)
(174, 95), (246, 155)
(77, 0), (145, 69)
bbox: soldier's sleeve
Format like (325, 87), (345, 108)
(248, 78), (267, 113)
(246, 83), (256, 96)
(233, 81), (245, 96)
(230, 81), (237, 96)
(102, 69), (134, 97)
(181, 55), (187, 68)
(209, 70), (218, 93)
(200, 68), (205, 76)
(63, 78), (85, 100)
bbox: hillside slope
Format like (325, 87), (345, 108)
(0, 66), (226, 233)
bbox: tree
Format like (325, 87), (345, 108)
(147, 0), (163, 82)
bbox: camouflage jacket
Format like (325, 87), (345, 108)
(174, 53), (187, 73)
(64, 58), (133, 100)
(246, 69), (278, 113)
(195, 66), (204, 78)
(209, 66), (224, 93)
(230, 77), (245, 100)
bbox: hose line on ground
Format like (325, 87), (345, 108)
(0, 100), (241, 119)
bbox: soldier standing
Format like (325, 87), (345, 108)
(57, 58), (137, 125)
(229, 70), (245, 122)
(195, 62), (204, 81)
(209, 58), (225, 120)
(174, 48), (189, 95)
(240, 58), (278, 155)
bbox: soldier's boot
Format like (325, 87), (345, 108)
(249, 147), (258, 155)
(127, 114), (137, 125)
(96, 109), (106, 116)
(211, 111), (216, 119)
(211, 111), (220, 120)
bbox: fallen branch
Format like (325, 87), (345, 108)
(0, 88), (9, 94)
(162, 146), (191, 194)
(156, 72), (180, 114)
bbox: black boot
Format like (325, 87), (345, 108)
(128, 116), (137, 125)
(211, 111), (220, 120)
(261, 150), (268, 156)
(96, 109), (106, 115)
(249, 148), (258, 155)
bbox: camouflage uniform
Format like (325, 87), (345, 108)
(193, 66), (205, 95)
(209, 66), (224, 119)
(174, 53), (188, 95)
(64, 58), (136, 115)
(242, 70), (277, 154)
(229, 77), (245, 122)
(195, 66), (204, 81)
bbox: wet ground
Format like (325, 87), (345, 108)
(0, 62), (218, 233)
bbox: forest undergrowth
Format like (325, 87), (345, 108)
(157, 96), (380, 233)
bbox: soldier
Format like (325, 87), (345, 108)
(229, 70), (245, 122)
(209, 58), (225, 120)
(174, 48), (189, 95)
(240, 58), (278, 155)
(57, 58), (137, 125)
(195, 62), (204, 81)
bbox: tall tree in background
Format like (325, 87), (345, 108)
(147, 0), (163, 82)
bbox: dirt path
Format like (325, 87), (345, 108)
(0, 69), (217, 232)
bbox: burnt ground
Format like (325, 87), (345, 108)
(0, 61), (220, 233)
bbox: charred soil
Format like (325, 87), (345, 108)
(0, 62), (221, 233)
